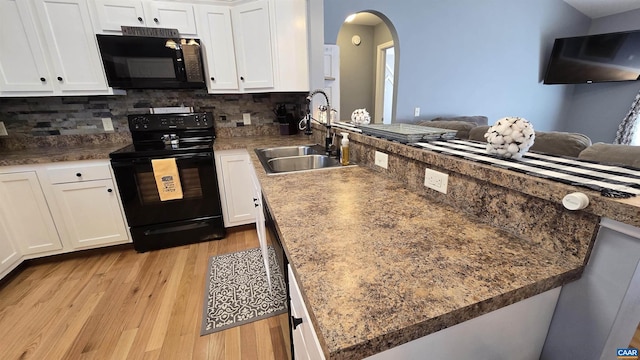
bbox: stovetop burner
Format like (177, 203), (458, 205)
(110, 112), (215, 160)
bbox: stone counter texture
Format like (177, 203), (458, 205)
(215, 135), (599, 359)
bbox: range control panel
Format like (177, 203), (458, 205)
(128, 112), (212, 131)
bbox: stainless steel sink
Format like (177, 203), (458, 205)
(255, 145), (346, 174)
(267, 155), (340, 173)
(257, 145), (323, 159)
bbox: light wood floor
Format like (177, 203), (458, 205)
(0, 227), (291, 360)
(631, 322), (640, 348)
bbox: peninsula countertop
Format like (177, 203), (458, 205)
(215, 135), (589, 359)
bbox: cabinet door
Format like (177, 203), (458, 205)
(289, 265), (326, 360)
(94, 0), (146, 32)
(33, 0), (109, 92)
(0, 172), (62, 255)
(270, 0), (309, 92)
(0, 216), (21, 278)
(251, 166), (271, 288)
(231, 1), (274, 90)
(144, 1), (197, 36)
(216, 151), (256, 227)
(51, 179), (129, 249)
(0, 0), (53, 92)
(197, 5), (239, 92)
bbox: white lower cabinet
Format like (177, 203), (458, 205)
(0, 214), (22, 278)
(0, 160), (130, 280)
(215, 149), (256, 227)
(0, 171), (63, 255)
(49, 178), (129, 250)
(288, 265), (326, 360)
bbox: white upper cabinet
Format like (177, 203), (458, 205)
(196, 5), (239, 91)
(231, 1), (275, 90)
(94, 0), (197, 36)
(93, 0), (146, 30)
(269, 0), (309, 92)
(0, 0), (53, 92)
(32, 0), (109, 92)
(144, 1), (196, 36)
(0, 0), (116, 96)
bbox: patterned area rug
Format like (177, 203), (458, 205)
(201, 246), (287, 335)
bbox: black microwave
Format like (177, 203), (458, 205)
(96, 35), (206, 89)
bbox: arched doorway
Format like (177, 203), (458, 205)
(336, 12), (398, 124)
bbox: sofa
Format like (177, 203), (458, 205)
(416, 116), (488, 140)
(415, 117), (639, 168)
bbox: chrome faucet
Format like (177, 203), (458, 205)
(305, 89), (333, 154)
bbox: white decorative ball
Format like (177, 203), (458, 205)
(484, 117), (535, 159)
(351, 108), (371, 125)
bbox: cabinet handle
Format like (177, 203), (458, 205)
(137, 16), (143, 22)
(40, 77), (46, 82)
(76, 172), (82, 177)
(210, 77), (215, 81)
(107, 189), (113, 193)
(291, 316), (303, 329)
(57, 76), (63, 81)
(153, 17), (159, 23)
(240, 76), (245, 81)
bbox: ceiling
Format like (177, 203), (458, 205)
(346, 1), (640, 23)
(563, 0), (640, 18)
(346, 12), (383, 26)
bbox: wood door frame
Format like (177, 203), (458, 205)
(374, 40), (394, 124)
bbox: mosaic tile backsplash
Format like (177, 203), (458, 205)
(0, 89), (307, 137)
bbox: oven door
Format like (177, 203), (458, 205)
(111, 152), (222, 227)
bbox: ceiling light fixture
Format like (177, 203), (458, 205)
(345, 13), (356, 23)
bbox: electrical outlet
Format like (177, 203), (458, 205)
(414, 107), (420, 117)
(375, 151), (388, 169)
(424, 168), (448, 194)
(102, 117), (114, 131)
(0, 121), (7, 136)
(243, 113), (251, 125)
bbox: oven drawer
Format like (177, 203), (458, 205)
(47, 164), (112, 184)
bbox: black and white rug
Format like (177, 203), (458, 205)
(200, 246), (287, 336)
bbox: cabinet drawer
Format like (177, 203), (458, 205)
(47, 164), (112, 184)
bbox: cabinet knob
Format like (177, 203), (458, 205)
(57, 76), (63, 81)
(291, 316), (303, 329)
(40, 77), (46, 82)
(210, 77), (215, 81)
(153, 17), (159, 23)
(240, 76), (245, 81)
(137, 16), (143, 22)
(76, 172), (82, 177)
(107, 189), (113, 193)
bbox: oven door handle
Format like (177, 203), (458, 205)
(111, 152), (213, 166)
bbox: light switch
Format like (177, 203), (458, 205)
(375, 151), (388, 169)
(243, 113), (251, 125)
(0, 121), (7, 136)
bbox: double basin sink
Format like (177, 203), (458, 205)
(255, 144), (343, 174)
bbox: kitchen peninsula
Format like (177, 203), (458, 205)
(1, 126), (637, 359)
(215, 126), (639, 359)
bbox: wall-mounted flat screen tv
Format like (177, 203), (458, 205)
(544, 29), (640, 84)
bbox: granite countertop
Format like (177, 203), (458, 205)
(215, 135), (588, 359)
(0, 133), (131, 166)
(0, 143), (127, 166)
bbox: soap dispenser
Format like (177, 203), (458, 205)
(340, 132), (350, 166)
